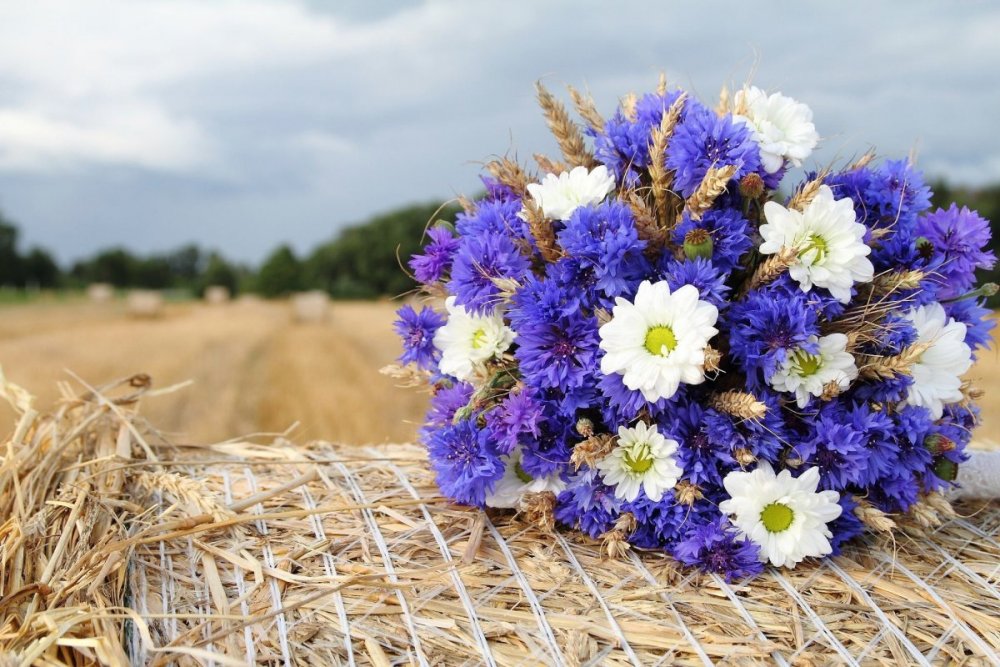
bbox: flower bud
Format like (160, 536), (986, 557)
(739, 173), (765, 199)
(923, 434), (956, 455)
(683, 228), (714, 260)
(932, 456), (958, 482)
(575, 417), (595, 438)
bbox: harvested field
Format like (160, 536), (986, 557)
(0, 298), (429, 445)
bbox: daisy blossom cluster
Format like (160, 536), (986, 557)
(391, 78), (994, 579)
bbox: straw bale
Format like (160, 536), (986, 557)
(126, 290), (165, 318)
(87, 283), (115, 303)
(291, 291), (330, 323)
(203, 286), (231, 305)
(1, 374), (999, 665)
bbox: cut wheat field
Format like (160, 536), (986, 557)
(0, 297), (431, 445)
(0, 297), (998, 446)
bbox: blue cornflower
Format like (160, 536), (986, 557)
(672, 518), (764, 582)
(555, 468), (621, 538)
(593, 90), (692, 187)
(917, 204), (996, 298)
(946, 298), (996, 355)
(426, 382), (473, 426)
(794, 403), (869, 490)
(557, 201), (650, 298)
(455, 198), (529, 239)
(449, 233), (530, 314)
(410, 226), (460, 284)
(667, 106), (761, 197)
(659, 257), (731, 310)
(671, 401), (735, 487)
(393, 304), (444, 370)
(424, 418), (505, 507)
(485, 390), (546, 455)
(729, 288), (820, 385)
(516, 315), (600, 390)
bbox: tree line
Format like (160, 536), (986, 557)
(0, 201), (460, 299)
(0, 183), (996, 301)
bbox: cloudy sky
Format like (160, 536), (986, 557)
(0, 1), (998, 264)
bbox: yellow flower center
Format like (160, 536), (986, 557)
(791, 349), (822, 377)
(800, 233), (828, 263)
(760, 502), (795, 533)
(514, 459), (533, 483)
(471, 328), (487, 349)
(644, 325), (677, 356)
(623, 443), (654, 474)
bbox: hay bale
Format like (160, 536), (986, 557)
(291, 290), (330, 323)
(1, 375), (998, 666)
(203, 285), (231, 305)
(126, 290), (164, 318)
(86, 282), (114, 303)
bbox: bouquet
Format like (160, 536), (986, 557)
(390, 75), (995, 579)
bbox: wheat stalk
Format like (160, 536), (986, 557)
(567, 85), (604, 134)
(854, 498), (897, 532)
(533, 153), (566, 175)
(535, 81), (595, 168)
(485, 158), (532, 196)
(570, 433), (615, 470)
(703, 346), (722, 374)
(682, 164), (737, 223)
(626, 191), (667, 250)
(517, 492), (556, 533)
(739, 247), (799, 297)
(621, 92), (638, 121)
(870, 269), (925, 295)
(648, 93), (687, 224)
(787, 170), (829, 211)
(522, 199), (560, 262)
(857, 342), (931, 380)
(709, 390), (767, 420)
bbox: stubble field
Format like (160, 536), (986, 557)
(0, 297), (997, 446)
(0, 298), (430, 445)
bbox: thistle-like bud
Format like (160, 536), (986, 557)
(738, 172), (765, 199)
(915, 236), (934, 260)
(923, 434), (956, 455)
(575, 417), (595, 438)
(683, 228), (714, 260)
(932, 456), (958, 482)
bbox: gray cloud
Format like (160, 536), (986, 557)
(0, 0), (998, 263)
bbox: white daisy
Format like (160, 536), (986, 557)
(433, 296), (515, 382)
(760, 185), (874, 303)
(734, 86), (819, 174)
(525, 165), (615, 221)
(902, 302), (973, 419)
(596, 422), (683, 502)
(599, 280), (719, 402)
(485, 446), (566, 509)
(769, 333), (858, 408)
(720, 463), (842, 568)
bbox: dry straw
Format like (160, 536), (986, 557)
(1, 373), (999, 665)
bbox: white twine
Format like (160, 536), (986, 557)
(952, 449), (1000, 500)
(221, 470), (257, 665)
(380, 457), (497, 667)
(243, 468), (293, 667)
(334, 462), (430, 667)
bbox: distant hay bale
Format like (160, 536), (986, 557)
(1, 373), (998, 666)
(126, 290), (164, 318)
(203, 285), (231, 305)
(86, 282), (114, 303)
(292, 290), (330, 323)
